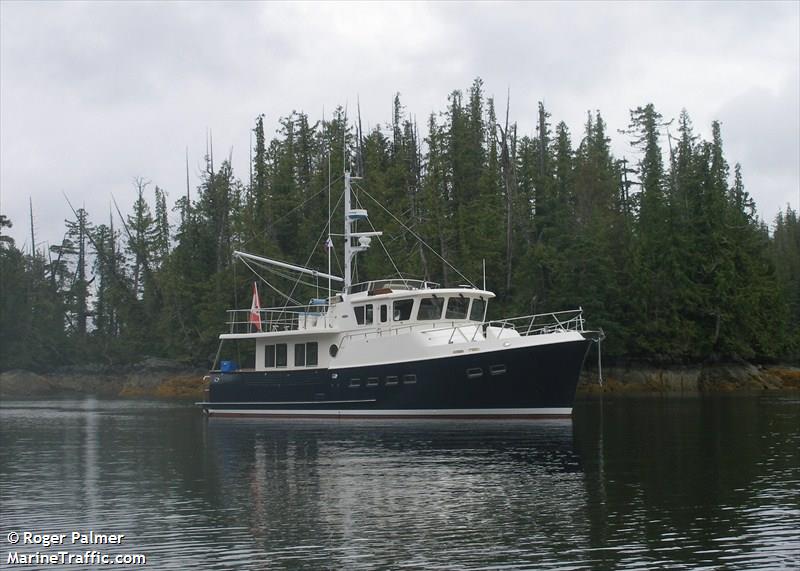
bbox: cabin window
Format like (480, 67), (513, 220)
(393, 299), (414, 321)
(418, 297), (444, 320)
(265, 345), (275, 368)
(307, 342), (318, 366)
(293, 342), (319, 367)
(294, 343), (306, 366)
(276, 343), (287, 367)
(380, 304), (388, 323)
(446, 297), (469, 319)
(354, 305), (374, 326)
(469, 298), (486, 322)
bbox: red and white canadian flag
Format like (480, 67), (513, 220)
(249, 282), (262, 332)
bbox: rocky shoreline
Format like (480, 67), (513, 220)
(577, 362), (800, 396)
(0, 358), (208, 400)
(1, 358), (798, 401)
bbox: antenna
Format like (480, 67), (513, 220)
(483, 259), (486, 290)
(249, 130), (253, 190)
(326, 105), (332, 298)
(29, 197), (36, 257)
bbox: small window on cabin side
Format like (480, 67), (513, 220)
(354, 306), (365, 325)
(307, 342), (318, 366)
(469, 298), (486, 322)
(265, 345), (275, 368)
(446, 297), (469, 319)
(276, 344), (287, 367)
(365, 304), (373, 325)
(294, 343), (306, 366)
(393, 299), (414, 321)
(380, 304), (388, 323)
(418, 297), (444, 320)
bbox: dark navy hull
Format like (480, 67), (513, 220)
(202, 337), (592, 418)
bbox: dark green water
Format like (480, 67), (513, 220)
(1, 396), (798, 570)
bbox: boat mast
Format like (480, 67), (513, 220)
(343, 170), (381, 292)
(344, 171), (353, 291)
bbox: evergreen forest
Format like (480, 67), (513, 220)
(1, 79), (799, 371)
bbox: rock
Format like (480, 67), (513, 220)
(577, 362), (799, 395)
(136, 357), (187, 371)
(0, 370), (56, 397)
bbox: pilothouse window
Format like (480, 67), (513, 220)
(393, 299), (414, 321)
(469, 298), (486, 322)
(418, 297), (444, 320)
(354, 305), (374, 326)
(446, 297), (469, 319)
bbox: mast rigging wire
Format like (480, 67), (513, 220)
(352, 191), (409, 287)
(239, 257), (301, 305)
(353, 182), (476, 288)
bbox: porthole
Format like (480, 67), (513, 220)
(402, 374), (417, 384)
(329, 344), (339, 357)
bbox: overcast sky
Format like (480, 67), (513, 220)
(1, 1), (798, 251)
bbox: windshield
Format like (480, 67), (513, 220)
(469, 298), (486, 322)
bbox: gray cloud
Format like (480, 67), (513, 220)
(1, 1), (797, 250)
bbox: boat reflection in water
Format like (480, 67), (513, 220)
(205, 417), (591, 569)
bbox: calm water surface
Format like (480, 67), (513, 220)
(1, 395), (798, 570)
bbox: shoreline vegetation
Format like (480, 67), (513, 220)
(1, 359), (798, 401)
(1, 79), (798, 374)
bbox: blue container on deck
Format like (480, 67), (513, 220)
(220, 361), (238, 372)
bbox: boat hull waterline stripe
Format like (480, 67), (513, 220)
(205, 407), (572, 418)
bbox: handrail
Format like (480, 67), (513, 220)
(225, 307), (329, 334)
(338, 309), (585, 346)
(224, 306), (585, 338)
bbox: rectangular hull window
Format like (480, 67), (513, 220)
(466, 367), (483, 379)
